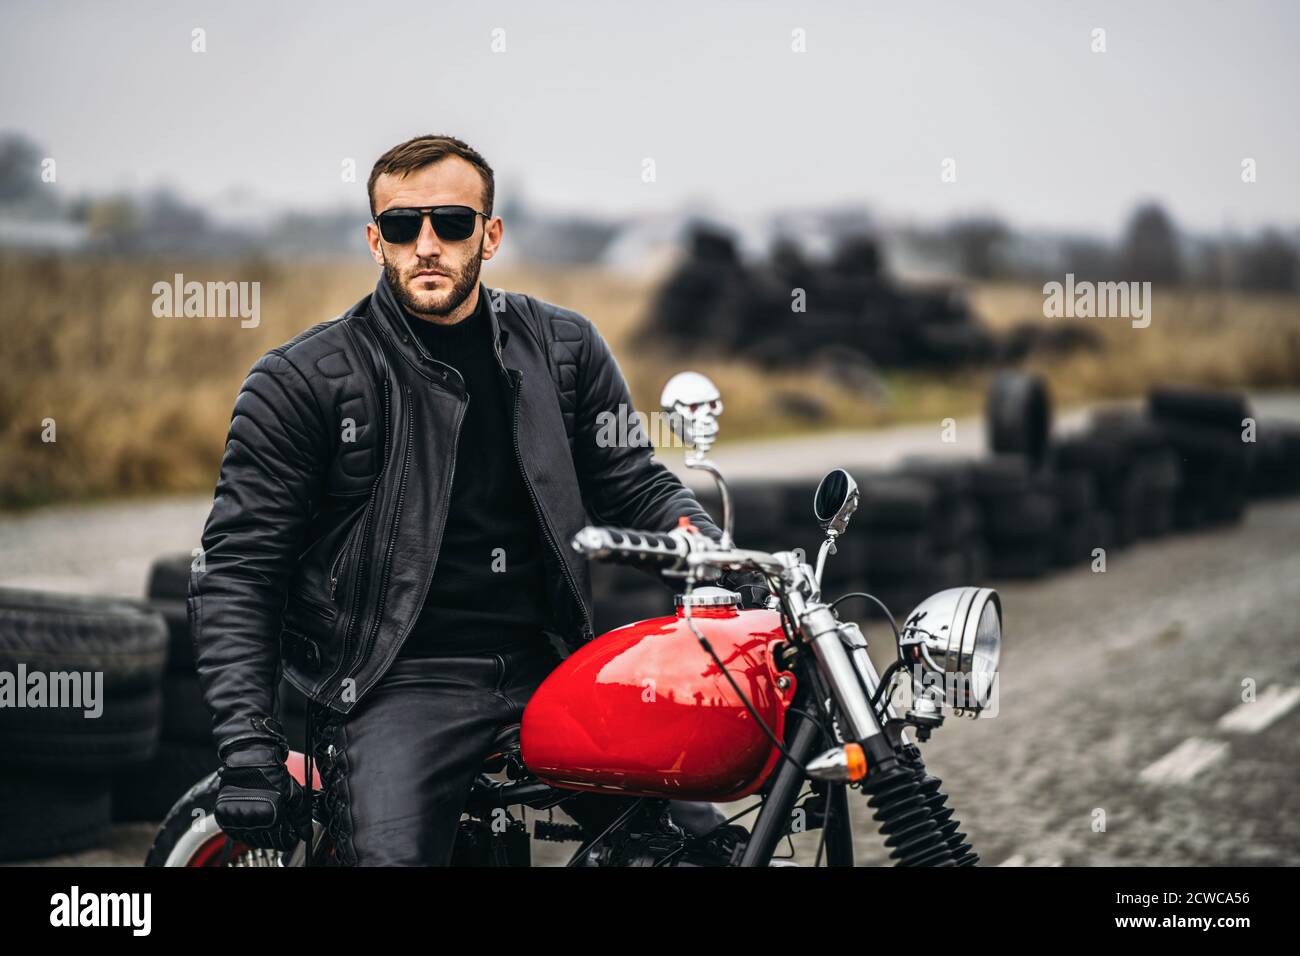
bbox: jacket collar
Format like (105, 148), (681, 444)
(369, 271), (512, 386)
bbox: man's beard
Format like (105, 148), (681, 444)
(383, 241), (483, 319)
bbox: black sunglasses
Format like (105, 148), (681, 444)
(373, 205), (489, 244)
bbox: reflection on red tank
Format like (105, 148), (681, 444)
(521, 605), (796, 801)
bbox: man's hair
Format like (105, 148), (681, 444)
(367, 134), (495, 218)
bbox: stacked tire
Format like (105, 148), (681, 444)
(968, 456), (1059, 578)
(0, 588), (166, 860)
(1043, 468), (1112, 568)
(641, 227), (996, 373)
(893, 457), (988, 587)
(1082, 409), (1183, 539)
(1249, 418), (1300, 497)
(110, 552), (222, 822)
(1148, 387), (1255, 528)
(835, 474), (949, 616)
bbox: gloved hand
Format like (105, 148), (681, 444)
(719, 568), (772, 609)
(214, 718), (306, 852)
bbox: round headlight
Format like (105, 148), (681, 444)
(900, 587), (1002, 715)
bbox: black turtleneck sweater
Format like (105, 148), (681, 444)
(396, 291), (551, 657)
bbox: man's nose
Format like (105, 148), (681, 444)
(414, 215), (442, 259)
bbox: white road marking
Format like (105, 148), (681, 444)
(1216, 685), (1300, 734)
(1138, 737), (1229, 785)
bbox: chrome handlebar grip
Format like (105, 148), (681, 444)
(571, 525), (704, 573)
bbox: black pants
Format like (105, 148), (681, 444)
(309, 641), (724, 865)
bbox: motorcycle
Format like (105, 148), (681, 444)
(146, 370), (1002, 867)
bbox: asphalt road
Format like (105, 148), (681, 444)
(3, 396), (1298, 866)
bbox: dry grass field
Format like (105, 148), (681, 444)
(1, 252), (1297, 509)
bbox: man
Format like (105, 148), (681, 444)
(190, 134), (760, 865)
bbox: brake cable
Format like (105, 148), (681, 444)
(829, 591), (902, 644)
(681, 577), (809, 775)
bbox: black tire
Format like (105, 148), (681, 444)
(896, 456), (976, 498)
(1148, 387), (1251, 431)
(113, 740), (221, 824)
(1089, 407), (1169, 447)
(928, 499), (982, 551)
(961, 540), (991, 583)
(146, 551), (196, 601)
(723, 480), (791, 539)
(0, 685), (161, 771)
(1103, 467), (1148, 548)
(0, 770), (112, 862)
(1158, 419), (1251, 464)
(149, 597), (195, 674)
(982, 491), (1058, 539)
(1049, 434), (1130, 479)
(856, 529), (938, 574)
(988, 546), (1052, 579)
(769, 481), (821, 528)
(142, 761), (323, 866)
(969, 455), (1035, 497)
(1049, 470), (1098, 516)
(0, 587), (168, 695)
(921, 550), (968, 590)
(142, 765), (221, 864)
(1156, 421), (1252, 527)
(160, 673), (213, 744)
(852, 476), (938, 530)
(1143, 447), (1183, 492)
(1137, 489), (1176, 539)
(1053, 511), (1108, 568)
(987, 371), (1052, 468)
(1249, 419), (1300, 496)
(1049, 435), (1146, 543)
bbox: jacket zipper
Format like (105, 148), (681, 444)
(338, 382), (414, 702)
(327, 515), (366, 601)
(352, 385), (468, 704)
(318, 377), (389, 700)
(508, 368), (594, 641)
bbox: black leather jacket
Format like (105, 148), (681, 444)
(190, 274), (725, 751)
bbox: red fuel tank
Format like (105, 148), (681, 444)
(521, 601), (796, 801)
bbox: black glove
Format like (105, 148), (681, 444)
(719, 568), (772, 609)
(214, 718), (306, 852)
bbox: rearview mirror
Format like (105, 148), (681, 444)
(814, 468), (859, 536)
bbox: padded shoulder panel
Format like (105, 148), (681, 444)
(275, 314), (382, 496)
(505, 291), (591, 455)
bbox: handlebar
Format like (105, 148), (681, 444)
(571, 525), (789, 577)
(570, 525), (701, 573)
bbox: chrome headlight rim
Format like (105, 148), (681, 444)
(902, 586), (1002, 713)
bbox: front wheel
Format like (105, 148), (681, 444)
(144, 771), (322, 867)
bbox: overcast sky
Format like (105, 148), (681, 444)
(2, 0), (1297, 237)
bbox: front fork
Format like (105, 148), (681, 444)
(742, 587), (976, 866)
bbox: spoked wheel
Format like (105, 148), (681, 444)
(144, 770), (324, 867)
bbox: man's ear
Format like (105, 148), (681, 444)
(365, 222), (385, 265)
(481, 216), (503, 263)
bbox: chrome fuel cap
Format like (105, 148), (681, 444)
(675, 587), (740, 608)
